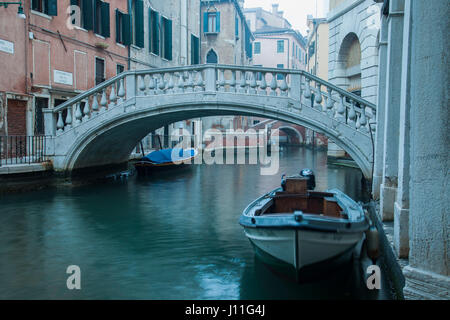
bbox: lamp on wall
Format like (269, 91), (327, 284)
(0, 1), (26, 19)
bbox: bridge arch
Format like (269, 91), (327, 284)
(277, 126), (304, 145)
(48, 65), (375, 179)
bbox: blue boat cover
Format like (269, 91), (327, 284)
(142, 148), (196, 164)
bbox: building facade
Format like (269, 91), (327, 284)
(327, 0), (381, 104)
(245, 4), (307, 71)
(129, 0), (201, 70)
(0, 0), (129, 138)
(306, 15), (329, 80)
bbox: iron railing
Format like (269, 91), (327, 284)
(0, 135), (49, 167)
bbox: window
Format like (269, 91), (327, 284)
(245, 29), (252, 59)
(95, 57), (105, 85)
(235, 16), (239, 39)
(116, 9), (131, 45)
(206, 49), (218, 64)
(254, 42), (261, 54)
(131, 0), (144, 48)
(277, 40), (284, 53)
(161, 16), (172, 60)
(32, 0), (58, 16)
(117, 64), (125, 75)
(149, 9), (159, 55)
(94, 0), (110, 38)
(276, 64), (284, 80)
(34, 98), (48, 135)
(204, 11), (220, 33)
(191, 35), (200, 65)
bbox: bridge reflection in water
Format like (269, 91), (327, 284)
(0, 147), (392, 299)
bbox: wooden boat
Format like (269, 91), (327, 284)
(134, 148), (198, 174)
(239, 173), (369, 281)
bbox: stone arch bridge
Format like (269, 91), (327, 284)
(43, 64), (376, 178)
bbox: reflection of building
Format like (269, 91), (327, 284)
(0, 0), (128, 137)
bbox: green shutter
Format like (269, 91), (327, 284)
(83, 0), (94, 30)
(115, 9), (120, 43)
(216, 12), (220, 32)
(122, 13), (131, 46)
(135, 0), (144, 48)
(203, 12), (208, 33)
(152, 11), (160, 55)
(47, 0), (58, 16)
(164, 18), (172, 60)
(101, 1), (110, 38)
(235, 17), (239, 38)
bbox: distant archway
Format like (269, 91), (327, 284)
(206, 49), (218, 64)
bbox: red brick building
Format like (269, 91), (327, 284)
(0, 0), (129, 137)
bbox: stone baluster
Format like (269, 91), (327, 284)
(359, 106), (368, 133)
(158, 73), (166, 93)
(109, 84), (117, 106)
(92, 93), (99, 115)
(100, 90), (108, 112)
(218, 69), (226, 92)
(269, 73), (278, 96)
(74, 102), (82, 125)
(280, 73), (289, 96)
(176, 73), (184, 93)
(56, 111), (64, 133)
(195, 71), (204, 92)
(148, 75), (156, 95)
(239, 71), (247, 93)
(337, 95), (346, 121)
(348, 100), (357, 127)
(167, 73), (175, 94)
(229, 70), (236, 93)
(65, 106), (73, 129)
(82, 99), (90, 121)
(314, 83), (323, 110)
(326, 87), (335, 115)
(249, 72), (257, 94)
(138, 75), (146, 96)
(303, 78), (311, 100)
(259, 72), (267, 95)
(186, 72), (194, 92)
(117, 79), (125, 101)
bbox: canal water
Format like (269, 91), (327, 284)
(0, 146), (386, 300)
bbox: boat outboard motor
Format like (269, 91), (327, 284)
(300, 168), (316, 190)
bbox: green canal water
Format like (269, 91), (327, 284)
(0, 147), (390, 299)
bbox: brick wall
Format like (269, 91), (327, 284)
(7, 99), (27, 136)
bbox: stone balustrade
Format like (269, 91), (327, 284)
(47, 64), (376, 138)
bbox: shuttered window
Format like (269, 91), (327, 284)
(115, 9), (131, 45)
(254, 42), (261, 54)
(32, 0), (57, 16)
(149, 9), (160, 55)
(203, 11), (220, 33)
(191, 35), (199, 65)
(93, 0), (110, 38)
(132, 0), (144, 48)
(82, 0), (94, 30)
(161, 17), (172, 61)
(95, 58), (105, 85)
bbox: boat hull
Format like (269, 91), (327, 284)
(243, 227), (363, 278)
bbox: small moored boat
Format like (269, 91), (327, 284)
(134, 148), (198, 174)
(239, 171), (369, 281)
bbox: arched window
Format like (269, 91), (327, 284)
(206, 49), (218, 64)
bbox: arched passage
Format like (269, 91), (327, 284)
(277, 126), (304, 145)
(337, 32), (362, 95)
(59, 97), (373, 179)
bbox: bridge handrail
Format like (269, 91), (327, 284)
(52, 64), (376, 114)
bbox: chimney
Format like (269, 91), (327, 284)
(272, 4), (279, 14)
(278, 10), (284, 18)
